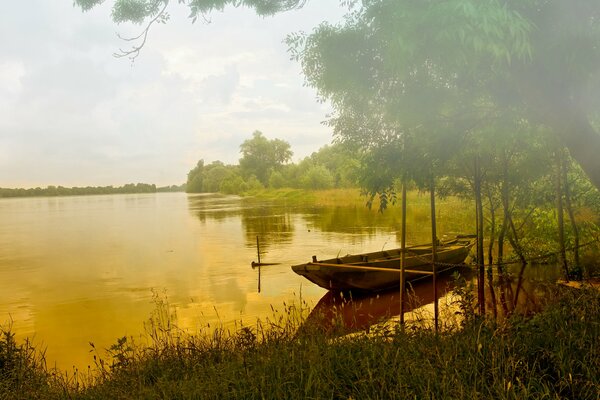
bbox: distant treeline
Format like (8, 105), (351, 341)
(0, 183), (186, 198)
(187, 130), (358, 195)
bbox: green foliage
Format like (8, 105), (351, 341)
(239, 131), (293, 186)
(186, 159), (205, 193)
(268, 170), (287, 189)
(4, 285), (600, 399)
(220, 174), (247, 195)
(201, 162), (233, 192)
(0, 183), (159, 198)
(0, 326), (52, 398)
(156, 184), (186, 192)
(244, 175), (264, 192)
(74, 0), (311, 20)
(300, 165), (334, 190)
(305, 143), (359, 188)
(288, 0), (600, 192)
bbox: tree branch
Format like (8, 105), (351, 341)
(113, 0), (170, 62)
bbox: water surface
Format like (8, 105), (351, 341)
(0, 192), (489, 369)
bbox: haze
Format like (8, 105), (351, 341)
(0, 1), (345, 188)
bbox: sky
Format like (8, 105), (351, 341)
(0, 1), (346, 188)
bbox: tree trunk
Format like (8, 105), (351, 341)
(474, 157), (485, 316)
(555, 150), (569, 282)
(562, 150), (581, 274)
(399, 180), (407, 326)
(497, 153), (510, 315)
(430, 177), (439, 332)
(486, 188), (496, 267)
(485, 188), (498, 319)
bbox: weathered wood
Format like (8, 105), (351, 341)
(292, 238), (475, 292)
(304, 262), (435, 275)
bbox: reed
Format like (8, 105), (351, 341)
(1, 284), (598, 399)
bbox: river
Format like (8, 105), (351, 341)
(0, 192), (553, 371)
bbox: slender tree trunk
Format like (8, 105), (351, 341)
(555, 150), (569, 282)
(486, 188), (496, 267)
(510, 212), (528, 308)
(399, 180), (407, 327)
(430, 176), (439, 332)
(507, 215), (527, 265)
(474, 157), (485, 315)
(497, 153), (510, 315)
(485, 186), (498, 319)
(486, 259), (497, 319)
(562, 150), (580, 274)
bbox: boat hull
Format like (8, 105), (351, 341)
(292, 238), (474, 292)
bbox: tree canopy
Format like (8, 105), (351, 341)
(287, 0), (600, 191)
(76, 0), (600, 191)
(239, 130), (292, 185)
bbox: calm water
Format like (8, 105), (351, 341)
(0, 192), (492, 370)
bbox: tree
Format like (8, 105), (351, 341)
(239, 131), (292, 186)
(202, 161), (234, 192)
(288, 0), (600, 190)
(74, 0), (308, 59)
(306, 143), (359, 187)
(76, 0), (600, 191)
(300, 165), (334, 190)
(186, 159), (205, 193)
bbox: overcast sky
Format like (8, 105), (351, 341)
(0, 1), (346, 187)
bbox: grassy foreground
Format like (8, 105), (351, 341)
(1, 284), (599, 399)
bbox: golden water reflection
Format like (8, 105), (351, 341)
(1, 192), (479, 370)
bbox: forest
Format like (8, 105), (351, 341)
(0, 183), (184, 198)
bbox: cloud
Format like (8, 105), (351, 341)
(0, 61), (25, 95)
(1, 0), (346, 187)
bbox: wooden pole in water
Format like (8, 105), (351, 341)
(430, 176), (439, 333)
(400, 180), (407, 327)
(256, 236), (261, 265)
(256, 236), (261, 293)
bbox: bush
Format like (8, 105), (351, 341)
(268, 171), (287, 189)
(300, 165), (334, 190)
(220, 175), (247, 195)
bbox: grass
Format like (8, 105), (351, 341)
(1, 283), (599, 399)
(240, 187), (448, 208)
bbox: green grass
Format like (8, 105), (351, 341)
(242, 188), (318, 203)
(242, 187), (469, 211)
(2, 284), (599, 399)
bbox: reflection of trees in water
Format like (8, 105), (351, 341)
(240, 205), (295, 252)
(186, 194), (295, 253)
(187, 194), (474, 253)
(187, 194), (247, 224)
(302, 206), (387, 237)
(303, 201), (474, 247)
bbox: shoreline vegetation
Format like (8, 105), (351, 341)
(0, 183), (185, 198)
(1, 283), (599, 399)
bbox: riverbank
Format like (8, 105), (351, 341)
(242, 187), (452, 208)
(2, 283), (598, 399)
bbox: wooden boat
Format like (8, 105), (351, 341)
(291, 236), (475, 292)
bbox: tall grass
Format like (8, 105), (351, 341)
(2, 284), (599, 399)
